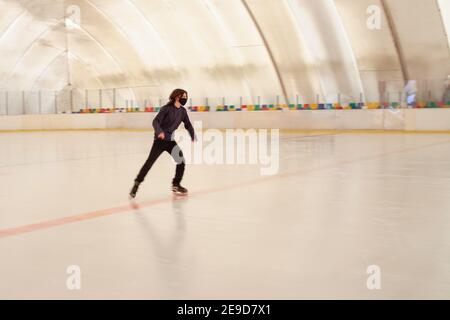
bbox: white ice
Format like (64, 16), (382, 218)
(1, 131), (450, 299)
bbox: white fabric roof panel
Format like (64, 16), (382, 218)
(0, 0), (448, 112)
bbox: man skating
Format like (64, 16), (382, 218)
(129, 88), (195, 198)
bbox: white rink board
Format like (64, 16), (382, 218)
(1, 109), (450, 131)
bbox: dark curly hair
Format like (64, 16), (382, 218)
(169, 88), (188, 103)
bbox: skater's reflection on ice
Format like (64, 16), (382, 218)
(131, 196), (187, 259)
(130, 196), (189, 297)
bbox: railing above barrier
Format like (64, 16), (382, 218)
(1, 78), (449, 115)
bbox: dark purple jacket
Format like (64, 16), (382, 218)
(153, 102), (196, 141)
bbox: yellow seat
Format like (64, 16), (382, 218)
(417, 101), (426, 108)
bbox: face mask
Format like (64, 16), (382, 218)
(179, 98), (188, 106)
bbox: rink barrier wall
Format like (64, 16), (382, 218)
(1, 109), (450, 132)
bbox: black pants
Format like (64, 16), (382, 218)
(135, 139), (185, 185)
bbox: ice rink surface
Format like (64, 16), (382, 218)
(1, 130), (450, 299)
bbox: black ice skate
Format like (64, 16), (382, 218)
(172, 183), (188, 195)
(129, 181), (141, 199)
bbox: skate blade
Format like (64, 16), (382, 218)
(172, 191), (188, 196)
